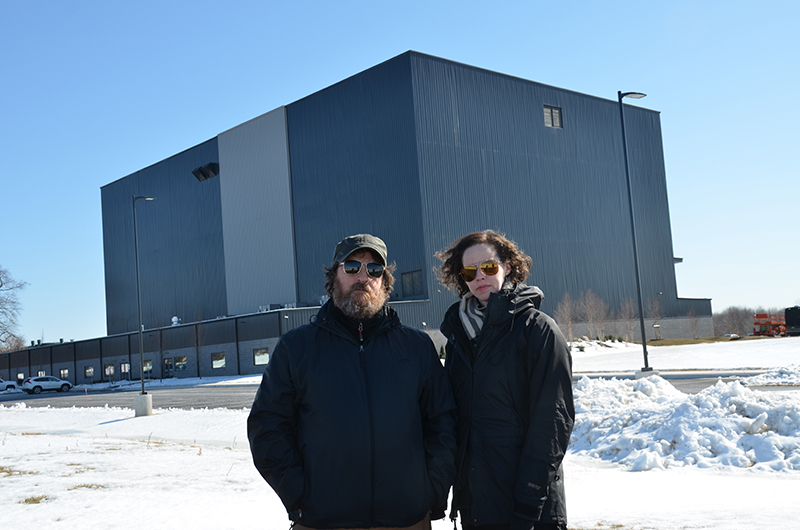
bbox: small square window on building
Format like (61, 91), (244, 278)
(174, 356), (188, 371)
(120, 363), (130, 374)
(212, 352), (226, 369)
(38, 370), (46, 377)
(401, 270), (425, 298)
(60, 369), (69, 379)
(544, 105), (563, 128)
(84, 366), (94, 378)
(254, 348), (270, 366)
(104, 364), (115, 377)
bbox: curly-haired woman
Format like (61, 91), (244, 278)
(436, 230), (574, 530)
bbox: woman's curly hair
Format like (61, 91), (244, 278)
(435, 230), (532, 298)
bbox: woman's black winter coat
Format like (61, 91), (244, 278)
(248, 302), (457, 530)
(441, 284), (575, 528)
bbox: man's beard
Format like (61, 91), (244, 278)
(332, 278), (388, 321)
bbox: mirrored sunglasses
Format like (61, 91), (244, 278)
(340, 260), (385, 279)
(460, 259), (500, 282)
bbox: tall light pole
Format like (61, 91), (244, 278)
(133, 195), (156, 416)
(617, 91), (652, 373)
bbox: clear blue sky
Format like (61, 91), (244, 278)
(2, 0), (798, 343)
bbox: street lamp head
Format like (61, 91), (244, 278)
(620, 91), (647, 99)
(134, 196), (156, 202)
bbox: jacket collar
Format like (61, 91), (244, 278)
(442, 283), (544, 339)
(314, 300), (398, 344)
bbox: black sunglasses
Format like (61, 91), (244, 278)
(340, 260), (385, 279)
(460, 259), (500, 282)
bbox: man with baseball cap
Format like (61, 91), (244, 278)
(248, 234), (456, 530)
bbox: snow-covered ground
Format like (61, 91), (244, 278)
(571, 335), (800, 372)
(2, 337), (799, 529)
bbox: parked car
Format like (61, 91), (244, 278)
(22, 376), (73, 394)
(1, 377), (17, 391)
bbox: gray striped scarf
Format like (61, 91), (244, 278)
(458, 293), (486, 341)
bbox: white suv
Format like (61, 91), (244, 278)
(22, 376), (73, 394)
(1, 377), (17, 391)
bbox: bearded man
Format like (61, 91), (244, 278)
(248, 234), (457, 530)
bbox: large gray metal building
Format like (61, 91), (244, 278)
(2, 51), (712, 385)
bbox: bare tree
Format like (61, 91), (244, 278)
(713, 310), (727, 336)
(580, 290), (608, 340)
(647, 296), (663, 340)
(713, 309), (729, 336)
(735, 307), (751, 335)
(1, 265), (28, 347)
(732, 307), (751, 336)
(619, 298), (637, 343)
(0, 333), (25, 353)
(554, 292), (576, 346)
(608, 309), (619, 340)
(713, 306), (755, 336)
(596, 297), (609, 340)
(578, 291), (593, 340)
(686, 307), (700, 339)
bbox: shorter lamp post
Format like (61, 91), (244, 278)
(617, 90), (653, 374)
(133, 195), (156, 416)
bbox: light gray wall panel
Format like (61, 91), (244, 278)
(218, 107), (296, 314)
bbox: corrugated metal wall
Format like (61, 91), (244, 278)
(285, 51), (708, 323)
(218, 107), (297, 314)
(287, 54), (427, 305)
(101, 138), (227, 334)
(408, 52), (709, 319)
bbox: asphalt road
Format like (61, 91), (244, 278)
(0, 384), (260, 410)
(2, 377), (792, 410)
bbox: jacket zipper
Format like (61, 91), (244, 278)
(358, 322), (376, 526)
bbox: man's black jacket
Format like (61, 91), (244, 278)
(248, 301), (457, 529)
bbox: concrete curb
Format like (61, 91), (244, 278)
(573, 368), (769, 381)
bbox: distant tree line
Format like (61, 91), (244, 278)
(713, 305), (784, 337)
(554, 288), (796, 341)
(554, 289), (664, 343)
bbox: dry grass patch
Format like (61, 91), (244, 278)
(0, 465), (39, 477)
(647, 335), (776, 347)
(20, 495), (49, 504)
(66, 463), (95, 474)
(68, 483), (106, 491)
